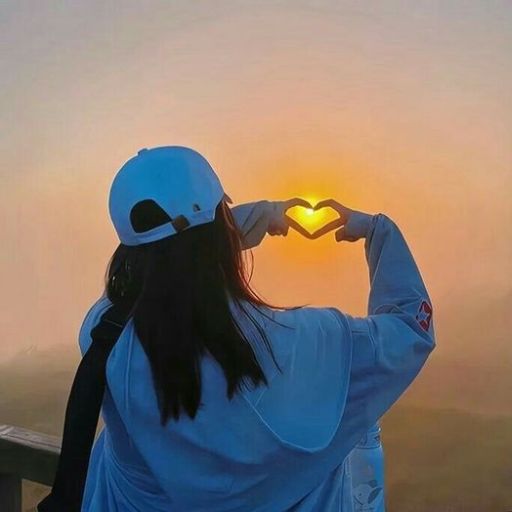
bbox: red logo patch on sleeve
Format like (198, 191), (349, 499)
(416, 300), (433, 331)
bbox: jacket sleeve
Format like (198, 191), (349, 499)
(229, 200), (270, 249)
(331, 212), (436, 445)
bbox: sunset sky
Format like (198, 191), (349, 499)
(1, 1), (511, 369)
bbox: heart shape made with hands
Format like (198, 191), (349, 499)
(284, 203), (345, 239)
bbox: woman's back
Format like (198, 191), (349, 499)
(78, 208), (435, 512)
(79, 296), (354, 511)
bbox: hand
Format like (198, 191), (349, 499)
(307, 199), (374, 242)
(233, 198), (313, 249)
(272, 197), (314, 235)
(308, 199), (354, 242)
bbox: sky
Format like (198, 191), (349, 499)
(1, 1), (511, 369)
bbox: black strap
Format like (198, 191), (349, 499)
(38, 301), (131, 512)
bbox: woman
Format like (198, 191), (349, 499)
(78, 145), (435, 511)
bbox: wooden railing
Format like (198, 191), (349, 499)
(0, 425), (60, 512)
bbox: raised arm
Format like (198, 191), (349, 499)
(325, 202), (436, 444)
(227, 197), (435, 497)
(350, 210), (434, 322)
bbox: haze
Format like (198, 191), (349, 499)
(1, 1), (511, 379)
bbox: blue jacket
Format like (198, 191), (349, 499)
(78, 210), (435, 511)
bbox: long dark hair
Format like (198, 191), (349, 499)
(104, 199), (285, 426)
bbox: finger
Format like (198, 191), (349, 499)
(335, 226), (357, 243)
(267, 224), (279, 236)
(271, 219), (289, 236)
(335, 226), (346, 242)
(272, 217), (289, 232)
(313, 198), (340, 211)
(284, 214), (316, 239)
(282, 197), (313, 212)
(314, 199), (351, 224)
(309, 217), (345, 239)
(269, 226), (286, 236)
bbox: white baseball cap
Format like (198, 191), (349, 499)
(108, 146), (228, 246)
